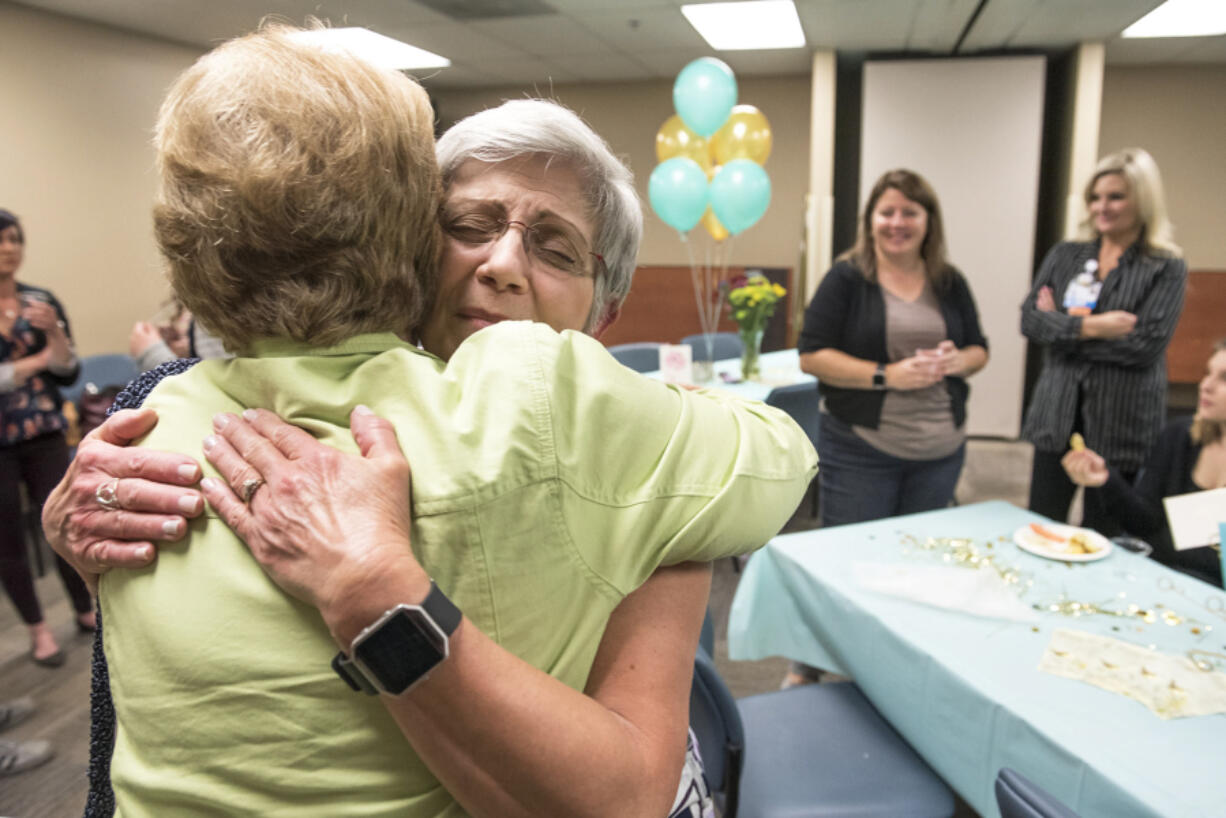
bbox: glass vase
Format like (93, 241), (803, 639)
(738, 326), (764, 381)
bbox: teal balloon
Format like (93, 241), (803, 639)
(709, 159), (771, 235)
(673, 57), (737, 137)
(648, 157), (709, 233)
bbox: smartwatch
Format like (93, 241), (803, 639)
(872, 363), (887, 390)
(332, 581), (462, 696)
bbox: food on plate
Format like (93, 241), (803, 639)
(1066, 532), (1100, 554)
(1069, 432), (1086, 451)
(1029, 522), (1066, 543)
(1027, 522), (1101, 554)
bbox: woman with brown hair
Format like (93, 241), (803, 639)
(798, 169), (989, 527)
(1062, 340), (1226, 586)
(0, 208), (93, 667)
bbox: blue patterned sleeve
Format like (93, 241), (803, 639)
(88, 357), (199, 817)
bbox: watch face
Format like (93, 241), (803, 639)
(353, 609), (446, 695)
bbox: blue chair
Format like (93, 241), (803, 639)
(699, 609), (715, 657)
(766, 381), (821, 519)
(690, 647), (953, 818)
(608, 342), (662, 373)
(61, 353), (140, 408)
(995, 768), (1081, 818)
(682, 332), (742, 362)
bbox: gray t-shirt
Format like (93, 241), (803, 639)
(853, 283), (964, 460)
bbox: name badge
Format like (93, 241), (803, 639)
(1062, 259), (1102, 317)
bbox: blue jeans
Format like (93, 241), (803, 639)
(817, 412), (966, 528)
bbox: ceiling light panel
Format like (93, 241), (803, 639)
(682, 1), (807, 51)
(1123, 0), (1226, 38)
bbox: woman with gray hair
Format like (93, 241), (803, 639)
(44, 24), (813, 818)
(1021, 147), (1186, 533)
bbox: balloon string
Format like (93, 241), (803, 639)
(701, 234), (719, 339)
(683, 232), (709, 342)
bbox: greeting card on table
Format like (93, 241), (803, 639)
(1162, 487), (1226, 551)
(658, 343), (692, 385)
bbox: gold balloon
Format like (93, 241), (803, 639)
(701, 207), (729, 241)
(656, 114), (713, 172)
(711, 104), (773, 166)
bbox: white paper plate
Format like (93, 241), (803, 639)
(1013, 523), (1113, 562)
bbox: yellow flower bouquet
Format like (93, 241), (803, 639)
(726, 272), (785, 379)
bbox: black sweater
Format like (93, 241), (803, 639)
(797, 260), (988, 429)
(1100, 415), (1222, 586)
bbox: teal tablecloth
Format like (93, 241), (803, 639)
(728, 501), (1226, 818)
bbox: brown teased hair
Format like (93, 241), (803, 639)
(153, 23), (442, 353)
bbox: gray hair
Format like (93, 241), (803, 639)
(436, 99), (642, 329)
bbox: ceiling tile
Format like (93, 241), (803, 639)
(567, 7), (707, 51)
(794, 0), (919, 51)
(467, 12), (620, 56)
(908, 0), (982, 52)
(962, 0), (1163, 50)
(719, 49), (814, 77)
(548, 51), (656, 83)
(632, 47), (723, 76)
(381, 20), (527, 60)
(544, 0), (676, 11)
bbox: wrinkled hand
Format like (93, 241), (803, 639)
(1036, 286), (1056, 312)
(128, 321), (163, 357)
(1061, 448), (1108, 488)
(199, 406), (420, 618)
(886, 355), (945, 390)
(41, 409), (205, 591)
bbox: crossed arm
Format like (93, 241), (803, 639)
(43, 409), (710, 818)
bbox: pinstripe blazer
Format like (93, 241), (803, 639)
(1020, 240), (1187, 472)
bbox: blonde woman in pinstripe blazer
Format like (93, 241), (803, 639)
(1021, 148), (1186, 534)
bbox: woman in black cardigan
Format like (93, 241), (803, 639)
(1021, 148), (1186, 534)
(799, 169), (988, 528)
(1062, 341), (1226, 587)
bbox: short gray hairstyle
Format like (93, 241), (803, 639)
(436, 100), (642, 329)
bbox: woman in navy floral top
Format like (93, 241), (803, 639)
(0, 208), (93, 666)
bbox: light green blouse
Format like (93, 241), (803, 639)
(102, 321), (816, 817)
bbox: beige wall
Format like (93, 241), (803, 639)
(1100, 64), (1226, 269)
(9, 2), (1222, 355)
(1, 5), (201, 355)
(432, 75), (811, 273)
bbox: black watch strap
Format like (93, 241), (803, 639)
(332, 581), (462, 695)
(417, 581), (462, 635)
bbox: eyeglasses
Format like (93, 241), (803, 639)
(440, 209), (605, 280)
